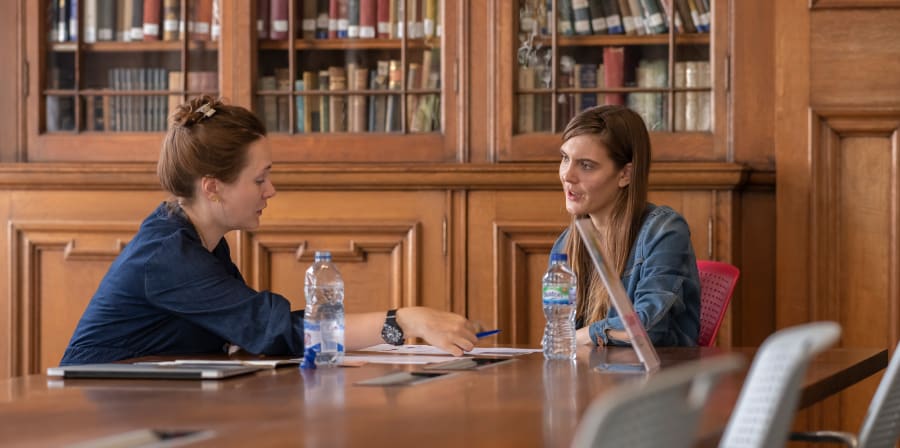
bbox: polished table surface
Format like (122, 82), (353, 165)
(0, 345), (888, 447)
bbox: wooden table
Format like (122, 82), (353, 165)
(0, 345), (887, 447)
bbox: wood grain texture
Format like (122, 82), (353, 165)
(0, 347), (887, 447)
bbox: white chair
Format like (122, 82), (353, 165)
(790, 340), (900, 448)
(570, 354), (743, 448)
(718, 321), (842, 448)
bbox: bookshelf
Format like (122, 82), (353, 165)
(496, 0), (728, 162)
(29, 0), (457, 163)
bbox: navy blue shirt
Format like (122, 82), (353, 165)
(60, 203), (304, 365)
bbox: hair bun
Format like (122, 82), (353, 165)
(170, 94), (223, 128)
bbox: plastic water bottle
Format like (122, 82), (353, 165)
(302, 251), (345, 368)
(542, 253), (577, 360)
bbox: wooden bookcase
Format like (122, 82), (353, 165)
(26, 0), (459, 163)
(494, 0), (726, 162)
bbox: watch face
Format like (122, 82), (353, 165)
(382, 322), (404, 345)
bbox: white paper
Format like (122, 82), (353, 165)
(341, 354), (469, 365)
(359, 344), (542, 356)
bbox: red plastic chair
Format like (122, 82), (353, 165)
(696, 260), (740, 347)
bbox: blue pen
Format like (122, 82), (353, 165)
(476, 329), (501, 339)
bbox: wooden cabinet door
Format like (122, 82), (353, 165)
(235, 190), (451, 315)
(466, 189), (727, 348)
(5, 191), (166, 377)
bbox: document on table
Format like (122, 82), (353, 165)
(342, 354), (471, 365)
(360, 344), (542, 356)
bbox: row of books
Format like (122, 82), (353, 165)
(517, 51), (710, 133)
(46, 67), (218, 132)
(519, 0), (710, 37)
(50, 0), (221, 43)
(258, 0), (440, 41)
(258, 51), (440, 133)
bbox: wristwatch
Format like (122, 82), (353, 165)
(381, 309), (405, 345)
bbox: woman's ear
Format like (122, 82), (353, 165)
(200, 176), (220, 202)
(618, 163), (633, 188)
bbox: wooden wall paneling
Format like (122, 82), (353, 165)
(809, 110), (900, 433)
(731, 0), (776, 169)
(239, 222), (421, 314)
(735, 189), (776, 347)
(235, 191), (449, 313)
(466, 191), (569, 346)
(0, 0), (22, 162)
(449, 190), (468, 317)
(8, 221), (136, 376)
(811, 9), (900, 108)
(0, 195), (10, 379)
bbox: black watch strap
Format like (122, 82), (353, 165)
(381, 309), (405, 345)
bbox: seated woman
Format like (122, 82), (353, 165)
(551, 105), (700, 347)
(61, 96), (477, 365)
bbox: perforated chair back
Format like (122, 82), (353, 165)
(858, 341), (900, 448)
(571, 354), (744, 448)
(718, 321), (842, 448)
(697, 260), (740, 347)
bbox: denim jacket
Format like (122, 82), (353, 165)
(551, 204), (700, 347)
(60, 203), (304, 365)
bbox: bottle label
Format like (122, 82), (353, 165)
(301, 320), (321, 369)
(542, 284), (574, 305)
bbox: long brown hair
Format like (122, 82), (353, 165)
(157, 95), (267, 203)
(561, 105), (651, 326)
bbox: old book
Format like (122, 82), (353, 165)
(369, 60), (390, 132)
(256, 75), (278, 133)
(294, 80), (305, 132)
(328, 66), (347, 132)
(385, 59), (402, 131)
(142, 0), (161, 40)
(318, 70), (330, 132)
(303, 0), (318, 39)
(376, 0), (390, 37)
(274, 68), (291, 132)
(602, 46), (625, 106)
(163, 0), (180, 41)
(674, 61), (686, 131)
(572, 0), (592, 35)
(316, 0), (329, 38)
(257, 0), (270, 39)
(405, 62), (421, 130)
(574, 63), (598, 113)
(600, 0), (623, 34)
(302, 71), (320, 132)
(190, 0), (213, 40)
(588, 0), (607, 35)
(351, 66), (368, 132)
(558, 0), (574, 35)
(423, 0), (436, 37)
(97, 0), (116, 41)
(116, 0), (132, 41)
(270, 0), (289, 40)
(359, 0), (376, 38)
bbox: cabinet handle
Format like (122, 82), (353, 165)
(442, 217), (448, 256)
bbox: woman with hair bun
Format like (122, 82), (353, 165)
(61, 96), (478, 365)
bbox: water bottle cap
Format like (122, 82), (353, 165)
(314, 251), (332, 261)
(550, 253), (567, 263)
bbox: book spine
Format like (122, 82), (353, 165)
(600, 0), (623, 34)
(162, 0), (180, 40)
(303, 0), (318, 39)
(328, 66), (347, 132)
(143, 0), (161, 40)
(587, 0), (607, 35)
(347, 0), (360, 38)
(376, 0), (390, 37)
(557, 0), (574, 35)
(316, 0), (329, 38)
(97, 0), (116, 41)
(295, 80), (305, 133)
(257, 0), (270, 39)
(191, 0), (213, 40)
(270, 0), (289, 40)
(359, 0), (376, 38)
(571, 0), (592, 35)
(602, 46), (625, 106)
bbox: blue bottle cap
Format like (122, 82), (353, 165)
(550, 253), (567, 263)
(314, 251), (331, 261)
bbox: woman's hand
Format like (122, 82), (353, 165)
(576, 327), (595, 346)
(396, 307), (479, 356)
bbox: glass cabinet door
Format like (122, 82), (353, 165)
(32, 0), (221, 161)
(254, 0), (457, 163)
(28, 0), (220, 161)
(499, 0), (726, 162)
